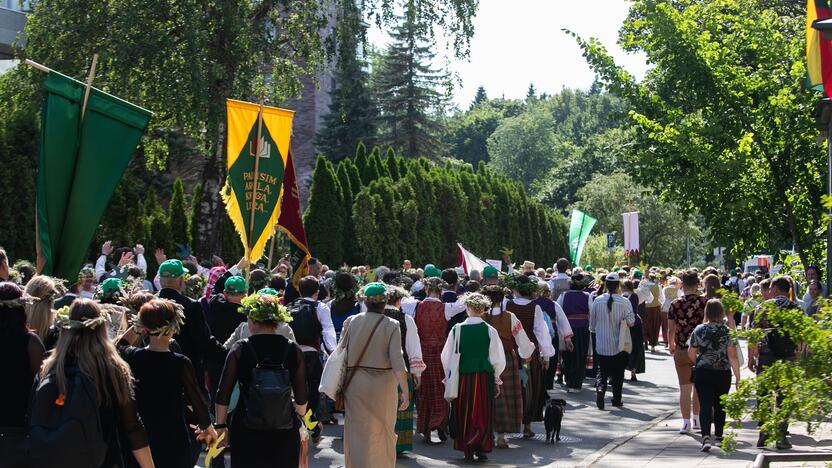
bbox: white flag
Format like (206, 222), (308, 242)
(622, 212), (640, 253)
(457, 243), (489, 275)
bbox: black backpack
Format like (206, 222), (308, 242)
(287, 299), (322, 349)
(762, 304), (798, 358)
(242, 339), (295, 431)
(26, 367), (107, 467)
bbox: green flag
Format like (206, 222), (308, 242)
(37, 71), (151, 281)
(568, 209), (597, 266)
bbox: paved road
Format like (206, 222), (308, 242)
(307, 348), (682, 467)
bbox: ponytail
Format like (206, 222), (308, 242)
(605, 280), (620, 312)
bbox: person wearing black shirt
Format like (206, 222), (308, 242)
(117, 299), (217, 468)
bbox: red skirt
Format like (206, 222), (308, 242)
(451, 371), (495, 454)
(416, 343), (448, 433)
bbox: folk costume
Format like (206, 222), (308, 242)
(661, 284), (681, 346)
(401, 280), (465, 441)
(442, 294), (506, 460)
(384, 287), (426, 455)
(557, 277), (594, 391)
(642, 276), (664, 349)
(624, 290), (646, 375)
(341, 284), (407, 468)
(482, 302), (534, 436)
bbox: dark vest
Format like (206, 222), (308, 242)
(505, 300), (537, 346)
(483, 310), (515, 354)
(384, 306), (409, 365)
(561, 290), (590, 328)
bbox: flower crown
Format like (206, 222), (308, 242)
(239, 294), (293, 323)
(0, 294), (35, 308)
(54, 305), (109, 331)
(131, 300), (186, 336)
(461, 292), (492, 312)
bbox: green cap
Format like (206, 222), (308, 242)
(258, 287), (278, 296)
(584, 265), (593, 272)
(159, 259), (187, 279)
(362, 282), (387, 297)
(632, 269), (643, 278)
(100, 278), (124, 294)
(482, 265), (499, 279)
(424, 265), (442, 278)
(224, 276), (248, 294)
(613, 266), (621, 272)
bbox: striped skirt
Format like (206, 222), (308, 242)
(416, 343), (449, 433)
(451, 371), (495, 454)
(494, 350), (522, 433)
(396, 373), (415, 453)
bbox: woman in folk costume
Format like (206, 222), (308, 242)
(442, 293), (506, 462)
(641, 270), (665, 352)
(384, 286), (427, 456)
(340, 283), (409, 468)
(621, 280), (647, 381)
(504, 274), (557, 438)
(661, 275), (682, 347)
(401, 275), (466, 444)
(481, 285), (535, 449)
(557, 273), (594, 393)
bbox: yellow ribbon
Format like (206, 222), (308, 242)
(204, 432), (226, 467)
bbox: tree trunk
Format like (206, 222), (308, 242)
(194, 120), (226, 258)
(783, 195), (809, 270)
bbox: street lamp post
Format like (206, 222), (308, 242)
(812, 19), (832, 296)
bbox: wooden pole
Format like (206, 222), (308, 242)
(267, 229), (277, 270)
(80, 54), (98, 121)
(24, 59), (50, 73)
(247, 94), (266, 266)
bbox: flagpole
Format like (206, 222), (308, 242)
(247, 94), (265, 268)
(80, 54), (98, 121)
(267, 226), (277, 270)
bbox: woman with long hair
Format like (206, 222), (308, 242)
(117, 299), (217, 468)
(24, 275), (60, 344)
(443, 293), (506, 461)
(687, 299), (741, 452)
(38, 299), (152, 467)
(703, 274), (734, 328)
(621, 280), (646, 382)
(0, 282), (46, 467)
(215, 293), (308, 467)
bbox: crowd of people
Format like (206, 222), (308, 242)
(0, 242), (816, 467)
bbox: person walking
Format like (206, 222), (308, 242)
(558, 274), (594, 392)
(35, 299), (153, 467)
(116, 299), (217, 467)
(443, 293), (506, 462)
(0, 282), (46, 468)
(340, 283), (409, 468)
(688, 299), (741, 452)
(668, 269), (707, 433)
(589, 272), (635, 410)
(621, 280), (646, 382)
(481, 285), (534, 448)
(214, 293), (308, 467)
(642, 271), (664, 352)
(661, 276), (682, 347)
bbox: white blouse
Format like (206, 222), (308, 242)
(440, 317), (507, 385)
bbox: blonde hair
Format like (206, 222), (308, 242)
(25, 276), (57, 342)
(40, 299), (134, 407)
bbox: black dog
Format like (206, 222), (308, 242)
(544, 398), (566, 444)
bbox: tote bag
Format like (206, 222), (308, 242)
(443, 325), (462, 401)
(319, 338), (347, 400)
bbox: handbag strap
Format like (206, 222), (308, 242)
(341, 315), (386, 394)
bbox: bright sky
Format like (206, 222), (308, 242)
(368, 0), (649, 109)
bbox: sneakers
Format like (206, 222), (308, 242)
(776, 439), (792, 450)
(692, 416), (701, 430)
(596, 392), (605, 410)
(679, 420), (691, 434)
(701, 436), (712, 452)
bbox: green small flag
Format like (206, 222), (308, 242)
(568, 209), (597, 267)
(37, 71), (151, 280)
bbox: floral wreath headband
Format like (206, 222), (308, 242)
(54, 305), (110, 331)
(461, 292), (492, 312)
(0, 294), (36, 308)
(131, 300), (186, 336)
(238, 294), (293, 323)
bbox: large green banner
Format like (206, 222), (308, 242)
(568, 209), (597, 267)
(37, 71), (152, 280)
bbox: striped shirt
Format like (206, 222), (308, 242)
(589, 293), (636, 356)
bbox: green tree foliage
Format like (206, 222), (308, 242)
(305, 152), (569, 268)
(572, 171), (707, 267)
(335, 162), (357, 264)
(447, 103), (505, 165)
(488, 107), (557, 190)
(573, 0), (824, 266)
(304, 156), (345, 265)
(316, 0), (376, 161)
(9, 0), (479, 257)
(470, 86), (488, 109)
(168, 178), (190, 249)
(372, 4), (448, 158)
(0, 103), (40, 262)
(189, 182), (203, 250)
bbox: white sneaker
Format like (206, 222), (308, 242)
(679, 420), (691, 434)
(567, 388), (580, 393)
(692, 416), (701, 430)
(701, 436), (711, 452)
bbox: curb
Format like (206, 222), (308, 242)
(575, 409), (677, 467)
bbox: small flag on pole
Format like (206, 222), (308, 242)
(276, 150), (311, 289)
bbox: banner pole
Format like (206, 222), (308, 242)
(80, 54), (99, 121)
(247, 94), (265, 268)
(267, 227), (277, 270)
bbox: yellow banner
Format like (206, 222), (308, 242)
(222, 99), (294, 263)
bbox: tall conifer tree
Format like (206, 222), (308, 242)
(304, 156), (345, 264)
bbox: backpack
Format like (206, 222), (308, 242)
(26, 367), (107, 468)
(242, 339), (295, 431)
(761, 303), (798, 358)
(287, 299), (322, 349)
